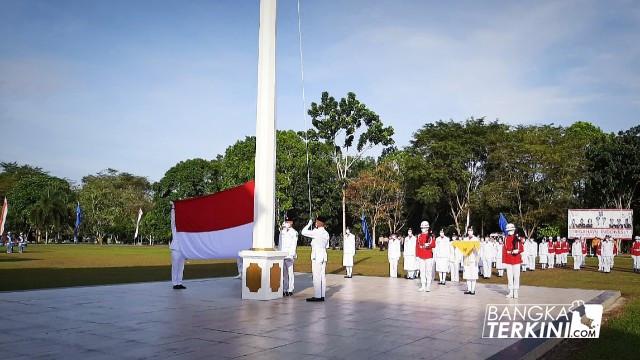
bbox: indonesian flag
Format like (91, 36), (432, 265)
(171, 181), (254, 259)
(0, 197), (7, 235)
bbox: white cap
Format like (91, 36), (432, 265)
(420, 221), (430, 228)
(506, 223), (515, 231)
(635, 236), (640, 240)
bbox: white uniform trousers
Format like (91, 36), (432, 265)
(283, 258), (295, 292)
(548, 254), (555, 268)
(633, 255), (640, 270)
(506, 264), (521, 290)
(482, 257), (492, 278)
(450, 261), (460, 282)
(389, 259), (399, 278)
(417, 258), (434, 289)
(602, 256), (612, 273)
(312, 260), (326, 298)
(171, 249), (185, 286)
(597, 255), (602, 271)
(573, 255), (582, 270)
(562, 253), (568, 264)
(527, 256), (535, 270)
(555, 253), (562, 265)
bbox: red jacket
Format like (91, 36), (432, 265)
(581, 242), (587, 255)
(503, 235), (524, 265)
(561, 241), (569, 254)
(548, 242), (556, 254)
(631, 242), (640, 256)
(416, 232), (435, 259)
(613, 243), (618, 255)
(555, 242), (562, 253)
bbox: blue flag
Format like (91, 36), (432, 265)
(361, 213), (372, 249)
(499, 213), (508, 235)
(74, 202), (83, 242)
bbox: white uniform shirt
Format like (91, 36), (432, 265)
(404, 235), (416, 257)
(602, 240), (614, 257)
(435, 236), (451, 259)
(302, 223), (330, 263)
(388, 238), (401, 260)
(539, 241), (548, 256)
(343, 233), (356, 255)
(278, 227), (298, 259)
(571, 241), (582, 256)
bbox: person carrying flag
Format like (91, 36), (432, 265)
(631, 236), (640, 273)
(416, 221), (435, 292)
(503, 223), (524, 299)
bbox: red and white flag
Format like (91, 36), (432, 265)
(171, 181), (254, 259)
(134, 208), (143, 240)
(0, 197), (7, 235)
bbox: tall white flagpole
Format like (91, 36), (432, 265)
(252, 0), (277, 250)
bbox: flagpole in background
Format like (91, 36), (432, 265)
(239, 0), (287, 301)
(0, 197), (8, 236)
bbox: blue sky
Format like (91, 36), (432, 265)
(1, 0), (639, 183)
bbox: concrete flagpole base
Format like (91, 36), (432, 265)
(239, 250), (288, 300)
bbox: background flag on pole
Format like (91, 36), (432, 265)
(74, 202), (82, 242)
(0, 197), (8, 235)
(134, 208), (143, 240)
(361, 213), (372, 249)
(499, 213), (508, 235)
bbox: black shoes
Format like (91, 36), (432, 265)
(173, 284), (186, 290)
(464, 290), (471, 294)
(306, 297), (325, 302)
(283, 291), (293, 296)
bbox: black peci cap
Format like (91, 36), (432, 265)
(316, 215), (328, 223)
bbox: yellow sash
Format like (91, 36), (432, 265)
(452, 241), (481, 256)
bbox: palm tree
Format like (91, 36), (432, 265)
(29, 190), (69, 243)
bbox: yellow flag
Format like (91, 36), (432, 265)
(452, 241), (481, 256)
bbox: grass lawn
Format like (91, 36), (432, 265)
(1, 244), (639, 358)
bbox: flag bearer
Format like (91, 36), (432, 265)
(463, 227), (480, 295)
(343, 227), (356, 278)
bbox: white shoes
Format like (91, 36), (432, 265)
(506, 290), (514, 298)
(513, 291), (519, 299)
(418, 286), (426, 292)
(233, 274), (242, 279)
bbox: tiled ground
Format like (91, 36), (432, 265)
(0, 273), (612, 359)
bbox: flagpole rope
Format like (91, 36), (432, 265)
(297, 0), (313, 219)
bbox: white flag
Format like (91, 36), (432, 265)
(134, 208), (143, 239)
(0, 197), (7, 235)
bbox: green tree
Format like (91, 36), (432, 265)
(307, 91), (394, 241)
(29, 189), (72, 243)
(406, 118), (506, 235)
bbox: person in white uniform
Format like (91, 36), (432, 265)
(538, 238), (549, 269)
(435, 230), (451, 285)
(278, 215), (298, 296)
(403, 229), (418, 279)
(169, 205), (187, 290)
(449, 236), (462, 282)
(343, 227), (356, 278)
(571, 238), (582, 271)
(496, 238), (505, 277)
(526, 238), (537, 271)
(481, 237), (493, 278)
(388, 234), (401, 278)
(302, 216), (330, 302)
(463, 227), (480, 295)
(601, 236), (613, 273)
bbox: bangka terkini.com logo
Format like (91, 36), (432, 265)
(482, 300), (602, 339)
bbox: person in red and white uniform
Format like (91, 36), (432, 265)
(612, 239), (618, 269)
(555, 237), (563, 268)
(560, 237), (569, 267)
(547, 238), (556, 269)
(631, 236), (640, 273)
(416, 221), (435, 292)
(503, 223), (524, 299)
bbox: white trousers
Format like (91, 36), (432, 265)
(506, 264), (521, 290)
(237, 257), (242, 276)
(312, 261), (326, 298)
(171, 250), (185, 286)
(633, 255), (640, 269)
(482, 258), (492, 277)
(527, 256), (535, 270)
(573, 255), (582, 270)
(562, 254), (568, 264)
(602, 256), (612, 272)
(283, 258), (295, 292)
(346, 266), (353, 277)
(450, 261), (460, 282)
(548, 254), (555, 267)
(417, 258), (434, 289)
(389, 259), (399, 278)
(597, 255), (602, 271)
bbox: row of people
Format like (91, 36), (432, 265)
(2, 232), (28, 254)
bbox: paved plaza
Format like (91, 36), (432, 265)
(0, 273), (618, 360)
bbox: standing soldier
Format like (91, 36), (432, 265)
(561, 238), (569, 267)
(435, 230), (451, 285)
(463, 227), (480, 295)
(278, 215), (298, 296)
(449, 236), (462, 282)
(539, 237), (549, 269)
(496, 237), (505, 277)
(388, 234), (401, 278)
(302, 216), (330, 302)
(555, 237), (563, 268)
(18, 233), (26, 253)
(403, 229), (418, 279)
(571, 238), (583, 271)
(526, 238), (537, 271)
(480, 237), (492, 279)
(503, 224), (524, 299)
(547, 238), (556, 269)
(595, 238), (603, 271)
(416, 221), (435, 292)
(631, 236), (640, 273)
(601, 236), (613, 273)
(343, 227), (356, 278)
